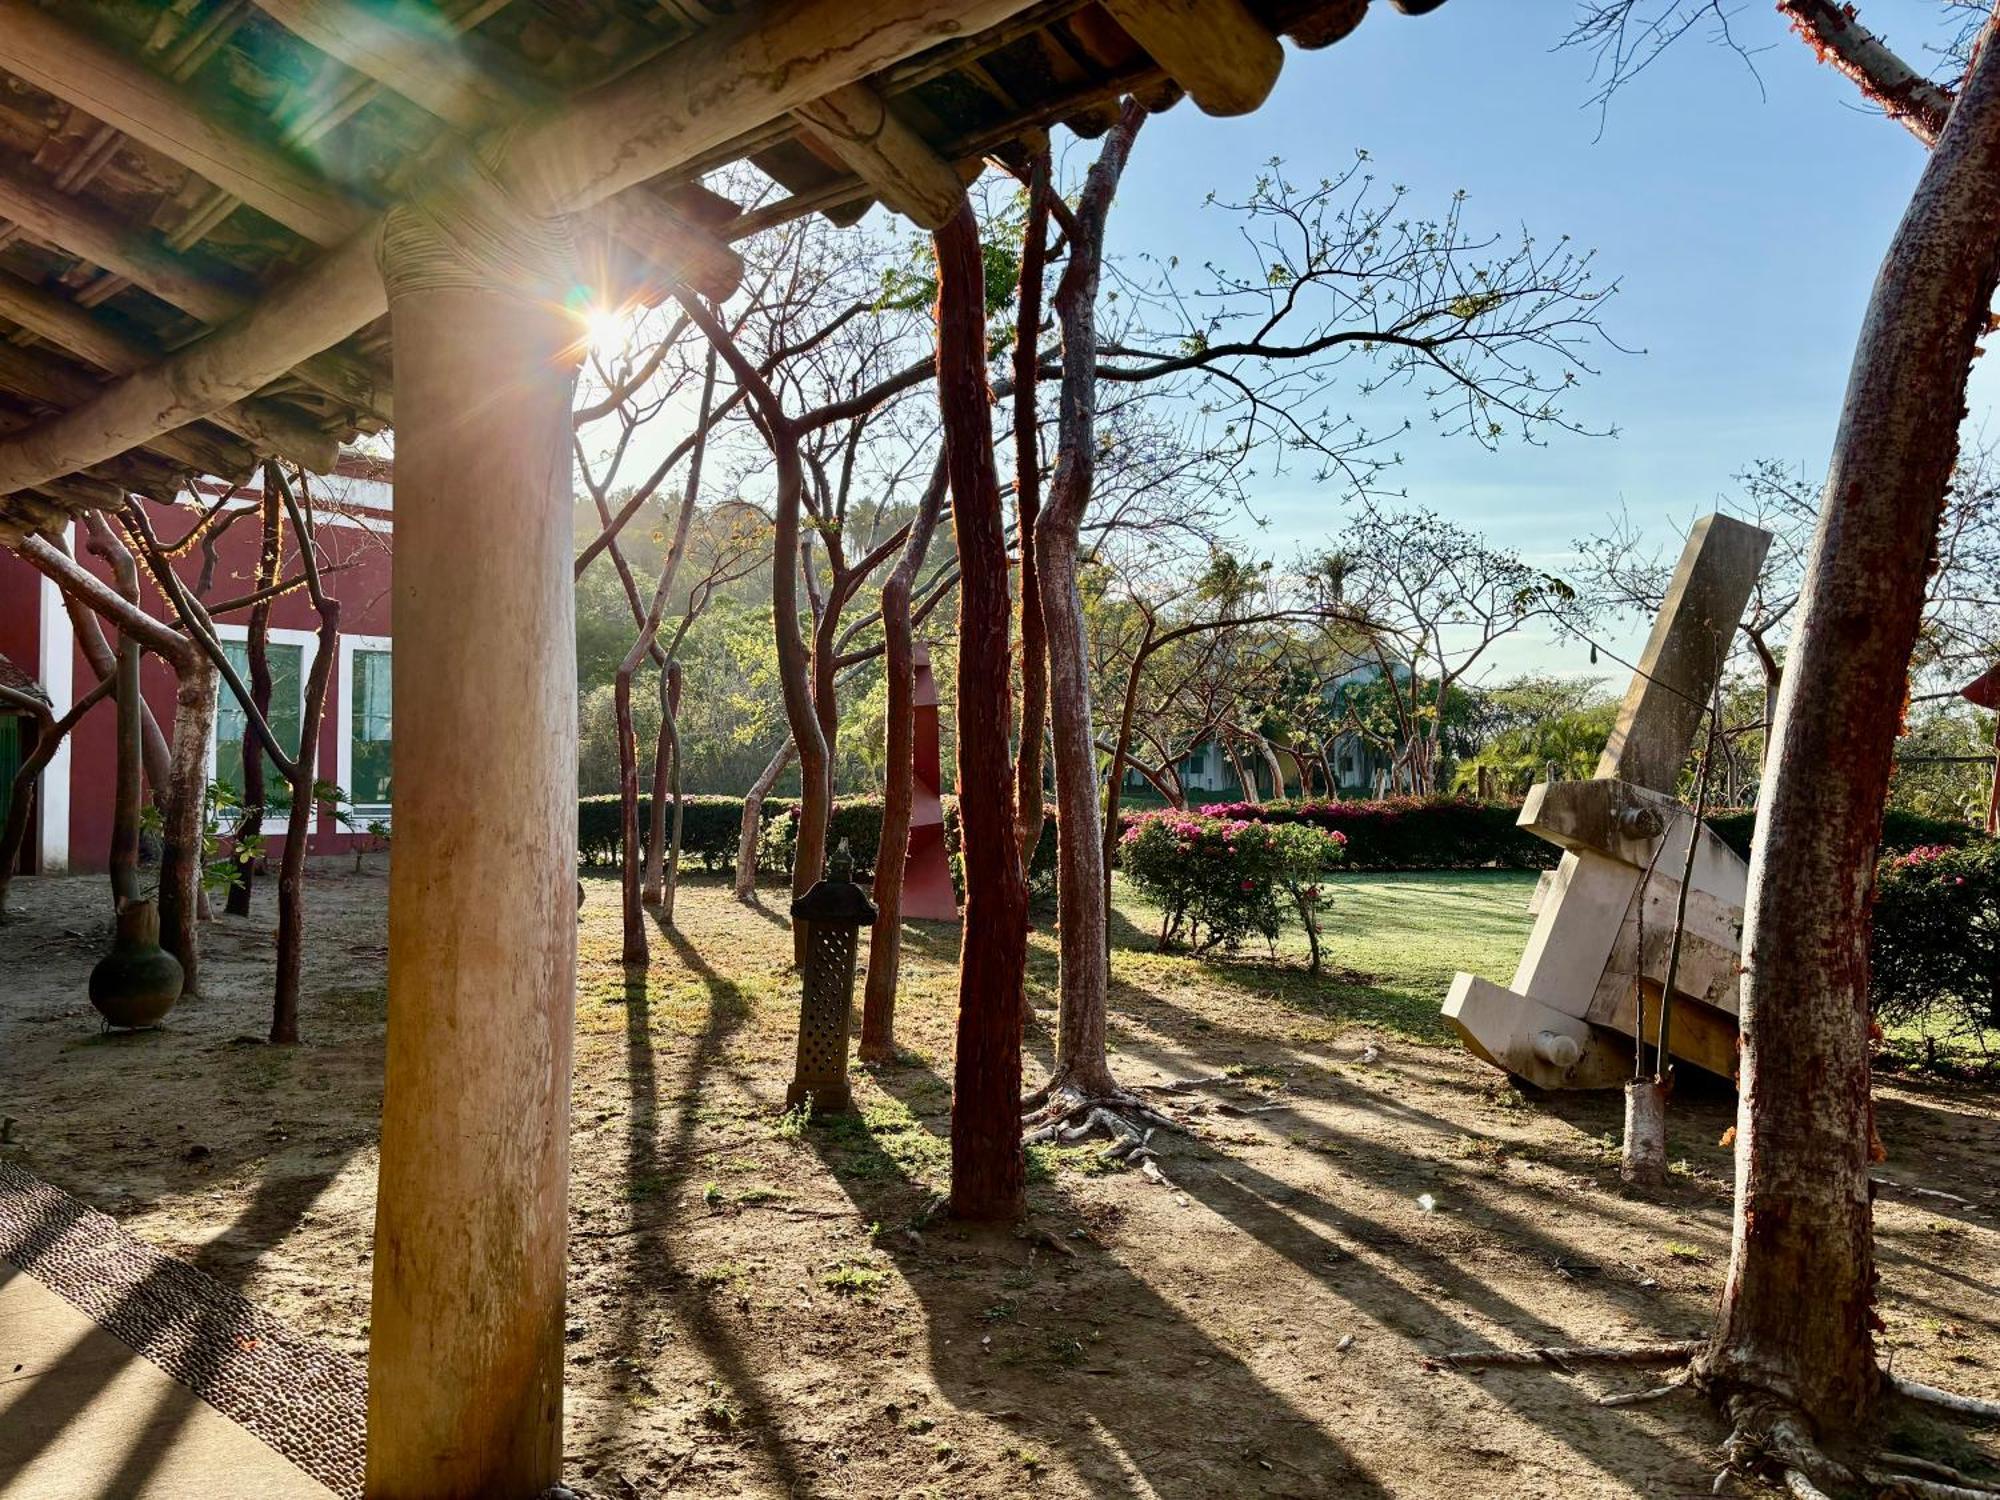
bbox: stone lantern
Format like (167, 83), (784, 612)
(787, 843), (877, 1115)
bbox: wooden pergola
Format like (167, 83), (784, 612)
(0, 0), (1447, 1493)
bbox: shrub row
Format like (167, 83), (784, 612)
(583, 792), (1988, 879)
(1174, 796), (1556, 870)
(579, 792), (1059, 897)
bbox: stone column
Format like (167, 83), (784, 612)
(365, 161), (582, 1500)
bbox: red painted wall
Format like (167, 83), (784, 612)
(0, 469), (393, 873)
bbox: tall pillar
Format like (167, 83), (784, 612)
(366, 165), (582, 1499)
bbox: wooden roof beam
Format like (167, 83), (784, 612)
(250, 0), (742, 298)
(1099, 0), (1284, 116)
(248, 0), (522, 133)
(0, 0), (370, 248)
(0, 340), (256, 481)
(0, 0), (1042, 496)
(0, 158), (392, 422)
(792, 83), (970, 231)
(0, 270), (337, 471)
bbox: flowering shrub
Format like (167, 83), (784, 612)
(1870, 839), (2000, 1056)
(1121, 811), (1347, 966)
(1138, 795), (1556, 871)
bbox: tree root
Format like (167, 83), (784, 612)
(1887, 1375), (2000, 1423)
(1021, 1085), (1179, 1163)
(1432, 1340), (1702, 1372)
(1598, 1372), (1693, 1408)
(1878, 1453), (2000, 1491)
(1426, 1330), (2000, 1499)
(1862, 1467), (2000, 1499)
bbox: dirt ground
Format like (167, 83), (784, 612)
(2, 861), (1996, 1499)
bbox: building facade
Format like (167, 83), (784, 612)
(0, 453), (394, 875)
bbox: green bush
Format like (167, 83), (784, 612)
(1704, 807), (1982, 863)
(1120, 809), (1348, 959)
(1870, 841), (2000, 1055)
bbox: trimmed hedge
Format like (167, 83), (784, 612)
(579, 791), (1060, 898)
(584, 791), (1991, 882)
(1705, 807), (1984, 863)
(1173, 797), (1556, 871)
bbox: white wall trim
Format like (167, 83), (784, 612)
(207, 622), (321, 835)
(35, 524), (75, 872)
(334, 634), (392, 825)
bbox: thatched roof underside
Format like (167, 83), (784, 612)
(0, 0), (1449, 536)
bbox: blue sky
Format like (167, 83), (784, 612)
(1080, 0), (1980, 677)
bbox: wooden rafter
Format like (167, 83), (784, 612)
(0, 0), (1450, 510)
(1099, 0), (1283, 116)
(793, 82), (969, 231)
(0, 0), (371, 247)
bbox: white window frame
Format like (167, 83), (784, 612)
(335, 634), (393, 826)
(206, 622), (321, 835)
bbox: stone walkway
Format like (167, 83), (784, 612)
(0, 1264), (338, 1500)
(0, 1163), (363, 1500)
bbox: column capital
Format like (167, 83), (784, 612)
(379, 138), (579, 309)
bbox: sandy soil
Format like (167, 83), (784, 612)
(2, 862), (1995, 1499)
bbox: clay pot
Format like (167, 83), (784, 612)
(89, 899), (183, 1030)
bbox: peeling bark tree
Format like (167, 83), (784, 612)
(860, 455), (948, 1061)
(268, 475), (339, 1046)
(678, 293), (833, 947)
(1693, 0), (2000, 1450)
(936, 200), (1028, 1223)
(1012, 149), (1053, 878)
(225, 482), (282, 919)
(1033, 103), (1146, 1111)
(735, 737), (793, 900)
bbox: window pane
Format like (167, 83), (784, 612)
(213, 640), (302, 808)
(351, 649), (391, 808)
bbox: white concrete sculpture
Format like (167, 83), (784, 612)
(1442, 514), (1773, 1089)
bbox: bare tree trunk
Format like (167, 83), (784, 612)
(663, 668), (685, 924)
(736, 738), (792, 900)
(1696, 11), (2000, 1440)
(1098, 620), (1154, 919)
(227, 485), (282, 918)
(108, 629), (142, 909)
(272, 588), (337, 1045)
(861, 458), (948, 1061)
(60, 577), (170, 802)
(937, 200), (1028, 1223)
(158, 655), (215, 996)
(1225, 739), (1258, 804)
(1259, 737), (1287, 801)
(1040, 103), (1146, 1103)
(677, 297), (830, 951)
(641, 666), (674, 907)
(83, 523), (150, 910)
(1013, 150), (1053, 879)
(613, 659), (648, 964)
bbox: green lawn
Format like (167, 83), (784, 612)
(1103, 868), (1539, 1047)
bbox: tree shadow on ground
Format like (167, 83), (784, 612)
(580, 914), (814, 1494)
(811, 1051), (1394, 1499)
